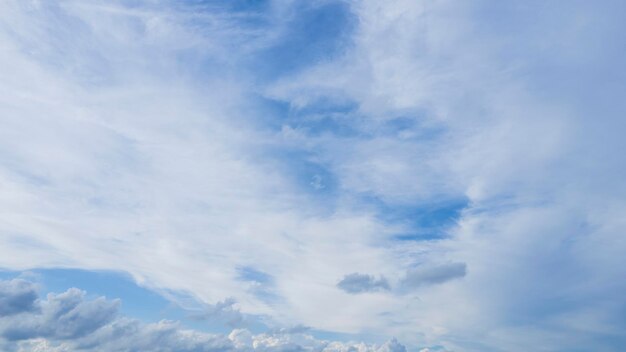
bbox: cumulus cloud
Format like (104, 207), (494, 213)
(0, 279), (39, 316)
(0, 279), (407, 352)
(0, 286), (119, 342)
(337, 273), (390, 294)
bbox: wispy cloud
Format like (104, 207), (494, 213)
(1, 0), (625, 350)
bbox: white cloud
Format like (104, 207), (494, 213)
(266, 0), (626, 349)
(0, 278), (407, 352)
(0, 0), (402, 338)
(1, 0), (625, 351)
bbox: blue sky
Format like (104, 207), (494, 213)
(0, 0), (625, 351)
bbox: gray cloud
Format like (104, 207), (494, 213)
(337, 273), (390, 294)
(0, 278), (407, 352)
(0, 279), (38, 316)
(1, 287), (119, 341)
(400, 263), (467, 290)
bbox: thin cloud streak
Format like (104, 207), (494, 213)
(0, 0), (625, 351)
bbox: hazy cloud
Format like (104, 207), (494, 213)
(400, 263), (466, 290)
(337, 273), (390, 294)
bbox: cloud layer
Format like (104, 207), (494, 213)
(0, 278), (407, 352)
(1, 0), (625, 351)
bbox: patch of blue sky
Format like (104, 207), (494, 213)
(375, 114), (448, 141)
(289, 114), (360, 138)
(274, 150), (339, 200)
(249, 93), (360, 137)
(281, 101), (445, 141)
(286, 114), (448, 147)
(249, 1), (356, 79)
(283, 101), (361, 138)
(236, 266), (282, 306)
(382, 116), (418, 132)
(166, 1), (355, 83)
(359, 196), (469, 241)
(236, 95), (292, 132)
(237, 266), (273, 285)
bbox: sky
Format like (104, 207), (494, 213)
(0, 0), (625, 351)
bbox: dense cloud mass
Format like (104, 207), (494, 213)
(0, 279), (407, 352)
(0, 279), (39, 316)
(0, 0), (625, 351)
